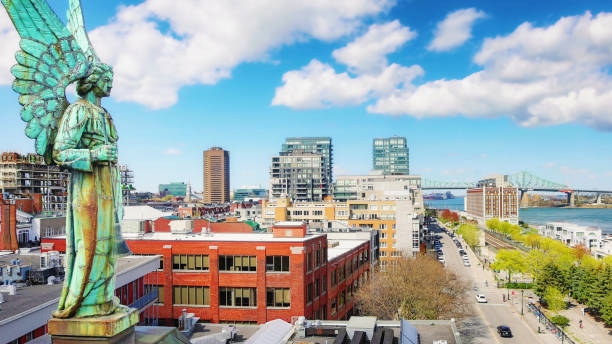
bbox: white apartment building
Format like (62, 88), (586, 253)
(540, 222), (602, 251)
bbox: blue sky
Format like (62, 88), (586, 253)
(1, 0), (611, 193)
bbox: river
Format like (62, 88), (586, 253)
(424, 197), (612, 234)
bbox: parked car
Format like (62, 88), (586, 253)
(464, 260), (471, 267)
(497, 325), (512, 338)
(438, 257), (445, 265)
(476, 294), (487, 303)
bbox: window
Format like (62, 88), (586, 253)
(307, 283), (314, 303)
(339, 290), (345, 307)
(156, 285), (164, 304)
(219, 287), (257, 307)
(266, 256), (290, 272)
(219, 255), (256, 272)
(379, 224), (387, 229)
(338, 265), (345, 281)
(322, 275), (327, 293)
(307, 251), (313, 272)
(267, 288), (291, 308)
(173, 286), (210, 305)
(331, 270), (337, 286)
(381, 241), (387, 248)
(172, 254), (209, 271)
(315, 249), (321, 267)
(315, 278), (320, 297)
(380, 232), (387, 239)
(331, 297), (337, 314)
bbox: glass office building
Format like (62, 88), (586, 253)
(372, 136), (409, 175)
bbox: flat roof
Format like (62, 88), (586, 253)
(129, 231), (326, 243)
(328, 239), (369, 262)
(0, 255), (159, 322)
(547, 222), (601, 231)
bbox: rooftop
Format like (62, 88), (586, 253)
(328, 238), (369, 262)
(0, 254), (159, 322)
(126, 231), (326, 243)
(547, 222), (602, 232)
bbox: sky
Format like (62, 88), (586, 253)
(1, 0), (612, 193)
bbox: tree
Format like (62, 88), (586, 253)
(456, 224), (480, 247)
(524, 234), (542, 249)
(543, 286), (566, 312)
(354, 255), (471, 320)
(491, 249), (527, 283)
(535, 263), (567, 296)
(486, 218), (501, 231)
(600, 291), (612, 326)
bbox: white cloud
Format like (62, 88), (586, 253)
(332, 20), (416, 74)
(428, 8), (486, 52)
(163, 148), (182, 155)
(272, 60), (422, 109)
(542, 162), (556, 169)
(273, 20), (421, 109)
(0, 0), (392, 109)
(0, 10), (20, 85)
(371, 12), (612, 130)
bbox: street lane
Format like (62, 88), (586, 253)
(432, 221), (545, 344)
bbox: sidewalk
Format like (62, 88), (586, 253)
(557, 300), (611, 344)
(464, 235), (612, 344)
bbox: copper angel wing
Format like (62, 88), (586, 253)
(67, 0), (99, 62)
(1, 0), (90, 163)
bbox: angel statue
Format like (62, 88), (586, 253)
(2, 0), (130, 319)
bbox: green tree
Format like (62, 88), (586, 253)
(551, 315), (570, 328)
(491, 249), (527, 283)
(456, 224), (481, 247)
(543, 286), (566, 312)
(486, 218), (501, 231)
(535, 263), (567, 296)
(600, 291), (612, 326)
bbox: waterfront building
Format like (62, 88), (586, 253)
(465, 175), (519, 225)
(42, 221), (371, 325)
(233, 188), (268, 202)
(1, 254), (160, 343)
(372, 136), (410, 175)
(0, 152), (69, 214)
(540, 222), (602, 251)
(333, 172), (422, 203)
(159, 182), (188, 197)
(203, 147), (230, 204)
(270, 151), (331, 201)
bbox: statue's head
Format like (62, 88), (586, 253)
(77, 63), (113, 98)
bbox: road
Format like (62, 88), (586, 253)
(430, 221), (548, 344)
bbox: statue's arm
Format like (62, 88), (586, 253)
(52, 104), (92, 172)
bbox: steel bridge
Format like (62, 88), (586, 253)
(422, 171), (612, 207)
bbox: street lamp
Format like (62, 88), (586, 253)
(521, 289), (524, 315)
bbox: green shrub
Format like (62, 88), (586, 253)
(505, 282), (533, 289)
(551, 315), (570, 328)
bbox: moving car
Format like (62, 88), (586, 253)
(476, 294), (487, 303)
(497, 325), (512, 338)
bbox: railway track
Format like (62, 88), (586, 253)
(485, 231), (516, 250)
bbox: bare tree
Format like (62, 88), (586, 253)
(355, 255), (471, 320)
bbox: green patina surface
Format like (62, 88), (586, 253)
(48, 307), (139, 337)
(1, 0), (129, 320)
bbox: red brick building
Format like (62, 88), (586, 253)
(43, 221), (371, 325)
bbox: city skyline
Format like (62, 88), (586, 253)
(0, 0), (611, 192)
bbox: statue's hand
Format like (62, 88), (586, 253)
(92, 145), (117, 163)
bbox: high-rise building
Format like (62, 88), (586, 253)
(203, 147), (230, 203)
(282, 137), (333, 183)
(372, 136), (409, 175)
(0, 152), (69, 213)
(270, 151), (331, 201)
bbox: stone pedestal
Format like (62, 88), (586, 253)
(48, 308), (139, 344)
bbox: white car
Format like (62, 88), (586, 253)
(438, 257), (446, 265)
(463, 260), (471, 267)
(476, 294), (487, 303)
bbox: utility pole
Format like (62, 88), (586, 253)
(521, 289), (524, 315)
